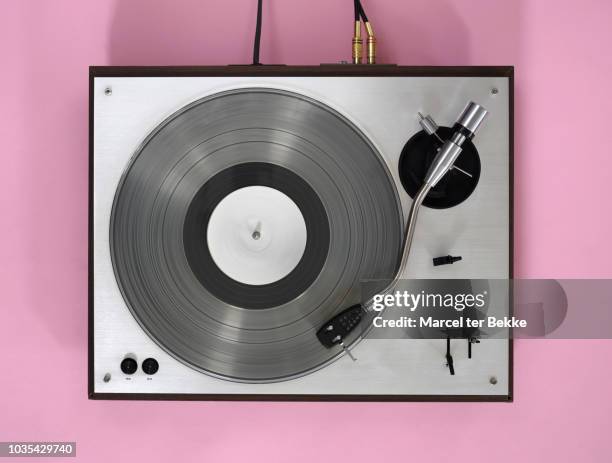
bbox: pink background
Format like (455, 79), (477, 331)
(2, 0), (612, 461)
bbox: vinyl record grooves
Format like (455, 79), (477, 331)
(110, 88), (403, 382)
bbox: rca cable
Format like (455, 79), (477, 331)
(352, 0), (376, 64)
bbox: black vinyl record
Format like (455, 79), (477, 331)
(110, 88), (403, 382)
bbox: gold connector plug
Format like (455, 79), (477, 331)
(352, 20), (363, 64)
(365, 21), (376, 64)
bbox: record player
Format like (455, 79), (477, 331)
(89, 65), (513, 400)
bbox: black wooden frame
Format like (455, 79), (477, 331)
(89, 65), (514, 401)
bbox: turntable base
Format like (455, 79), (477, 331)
(90, 67), (512, 400)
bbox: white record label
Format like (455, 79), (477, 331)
(206, 186), (307, 286)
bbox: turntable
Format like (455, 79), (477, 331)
(89, 65), (513, 400)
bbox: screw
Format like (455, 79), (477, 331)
(491, 87), (499, 95)
(489, 376), (498, 385)
(252, 231), (261, 240)
(104, 87), (112, 96)
(103, 373), (111, 382)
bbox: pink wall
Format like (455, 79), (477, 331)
(1, 0), (611, 461)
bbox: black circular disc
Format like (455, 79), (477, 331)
(110, 88), (403, 382)
(184, 162), (330, 310)
(398, 127), (481, 209)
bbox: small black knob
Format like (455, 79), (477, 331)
(141, 358), (159, 375)
(120, 357), (138, 375)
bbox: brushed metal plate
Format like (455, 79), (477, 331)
(92, 75), (510, 397)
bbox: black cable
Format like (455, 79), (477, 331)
(252, 0), (263, 65)
(354, 0), (360, 21)
(357, 0), (369, 23)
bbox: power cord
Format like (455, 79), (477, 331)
(252, 0), (263, 65)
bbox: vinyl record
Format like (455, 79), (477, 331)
(110, 88), (403, 382)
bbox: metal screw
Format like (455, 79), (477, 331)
(489, 376), (498, 385)
(104, 87), (112, 96)
(252, 231), (261, 240)
(491, 87), (499, 95)
(103, 373), (111, 382)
